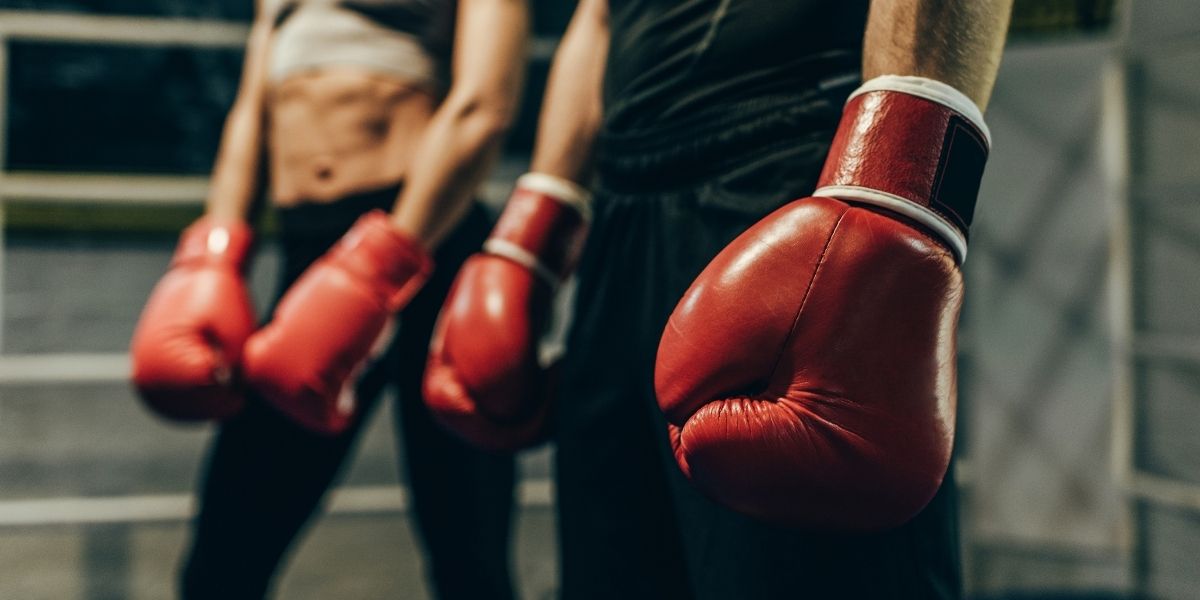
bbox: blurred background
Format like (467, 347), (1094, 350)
(0, 0), (1196, 598)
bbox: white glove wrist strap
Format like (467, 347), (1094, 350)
(516, 173), (593, 222)
(483, 238), (560, 288)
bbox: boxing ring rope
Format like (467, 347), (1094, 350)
(0, 10), (551, 528)
(0, 32), (7, 355)
(0, 11), (249, 46)
(0, 10), (254, 354)
(0, 480), (554, 527)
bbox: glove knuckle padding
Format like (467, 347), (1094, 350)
(425, 255), (550, 450)
(244, 264), (386, 429)
(656, 76), (987, 531)
(444, 257), (541, 415)
(656, 200), (846, 423)
(131, 262), (254, 420)
(243, 210), (431, 434)
(656, 197), (960, 531)
(423, 174), (589, 451)
(131, 283), (217, 387)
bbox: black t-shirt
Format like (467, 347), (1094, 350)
(604, 0), (869, 136)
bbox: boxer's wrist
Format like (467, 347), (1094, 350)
(484, 173), (591, 285)
(814, 75), (991, 262)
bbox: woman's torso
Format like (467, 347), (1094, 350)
(263, 0), (456, 205)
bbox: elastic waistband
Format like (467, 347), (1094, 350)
(275, 184), (400, 238)
(596, 74), (859, 192)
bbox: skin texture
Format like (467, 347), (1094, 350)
(390, 0), (530, 249)
(865, 0), (1013, 111)
(204, 0), (530, 254)
(525, 0), (1014, 187)
(210, 0), (1012, 232)
(528, 0), (609, 180)
(203, 1), (272, 222)
(268, 70), (436, 205)
(205, 0), (436, 216)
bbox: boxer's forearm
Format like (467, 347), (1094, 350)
(388, 98), (510, 249)
(205, 14), (272, 222)
(529, 0), (608, 182)
(391, 0), (529, 249)
(864, 0), (1013, 110)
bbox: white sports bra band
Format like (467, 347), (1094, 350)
(268, 0), (451, 88)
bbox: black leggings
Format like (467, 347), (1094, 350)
(181, 188), (516, 600)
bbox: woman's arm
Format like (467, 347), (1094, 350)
(389, 0), (530, 248)
(204, 0), (275, 221)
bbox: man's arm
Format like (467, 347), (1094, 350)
(390, 0), (530, 248)
(205, 0), (274, 221)
(528, 0), (609, 181)
(864, 0), (1013, 110)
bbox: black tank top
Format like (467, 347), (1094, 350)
(604, 0), (869, 136)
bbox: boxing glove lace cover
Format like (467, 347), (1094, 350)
(130, 217), (256, 421)
(424, 173), (590, 451)
(655, 76), (989, 531)
(244, 210), (432, 435)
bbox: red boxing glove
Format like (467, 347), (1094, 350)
(424, 173), (590, 451)
(655, 76), (990, 531)
(130, 217), (255, 421)
(243, 210), (432, 434)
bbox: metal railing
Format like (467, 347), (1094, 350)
(1105, 1), (1200, 592)
(0, 481), (554, 527)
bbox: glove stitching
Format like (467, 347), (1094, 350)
(679, 205), (852, 436)
(760, 204), (851, 398)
